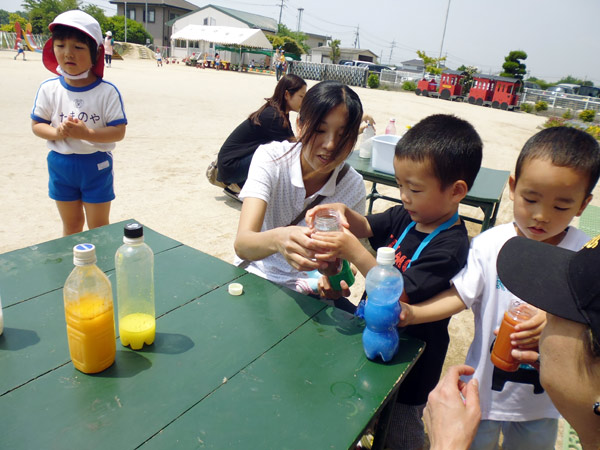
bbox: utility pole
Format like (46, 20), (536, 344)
(353, 25), (360, 48)
(437, 0), (451, 67)
(389, 39), (395, 64)
(278, 0), (285, 27)
(124, 1), (127, 42)
(297, 8), (303, 32)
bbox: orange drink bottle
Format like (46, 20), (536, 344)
(115, 223), (156, 350)
(490, 298), (535, 372)
(63, 244), (116, 374)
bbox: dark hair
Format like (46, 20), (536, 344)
(395, 114), (483, 190)
(296, 80), (363, 172)
(52, 24), (98, 65)
(516, 127), (600, 196)
(249, 74), (306, 128)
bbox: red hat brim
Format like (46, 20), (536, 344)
(42, 38), (105, 78)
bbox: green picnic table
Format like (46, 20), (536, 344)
(348, 151), (510, 232)
(0, 220), (423, 449)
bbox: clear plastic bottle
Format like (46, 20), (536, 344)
(359, 121), (376, 158)
(385, 118), (397, 135)
(490, 298), (536, 372)
(115, 223), (156, 350)
(313, 209), (343, 277)
(63, 243), (116, 373)
(361, 247), (404, 362)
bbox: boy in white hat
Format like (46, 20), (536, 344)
(104, 30), (114, 67)
(31, 10), (127, 236)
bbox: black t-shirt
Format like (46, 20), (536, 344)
(367, 205), (470, 405)
(217, 106), (293, 180)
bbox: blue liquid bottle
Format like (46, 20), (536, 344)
(360, 247), (403, 362)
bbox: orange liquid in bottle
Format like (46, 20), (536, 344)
(490, 306), (533, 372)
(65, 295), (116, 374)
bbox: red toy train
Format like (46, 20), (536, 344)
(415, 70), (522, 110)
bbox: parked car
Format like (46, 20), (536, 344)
(577, 86), (600, 98)
(523, 81), (541, 90)
(546, 85), (576, 96)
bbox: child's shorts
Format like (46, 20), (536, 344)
(47, 150), (115, 203)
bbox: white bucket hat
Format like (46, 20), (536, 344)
(106, 30), (112, 37)
(42, 10), (105, 78)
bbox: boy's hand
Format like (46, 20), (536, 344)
(317, 275), (351, 299)
(310, 228), (359, 262)
(398, 302), (414, 327)
(511, 309), (546, 349)
(305, 203), (349, 229)
(60, 116), (90, 140)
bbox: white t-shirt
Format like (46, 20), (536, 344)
(452, 222), (590, 421)
(237, 140), (366, 290)
(31, 76), (127, 155)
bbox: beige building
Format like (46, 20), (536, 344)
(310, 46), (379, 64)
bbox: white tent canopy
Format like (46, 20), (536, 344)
(170, 25), (271, 49)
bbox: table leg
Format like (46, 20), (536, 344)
(367, 182), (378, 215)
(480, 204), (495, 232)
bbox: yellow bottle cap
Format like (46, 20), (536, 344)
(228, 283), (243, 296)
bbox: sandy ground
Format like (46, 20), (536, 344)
(3, 48), (595, 447)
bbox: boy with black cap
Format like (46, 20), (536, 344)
(31, 10), (127, 236)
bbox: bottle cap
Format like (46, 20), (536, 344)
(376, 247), (395, 265)
(73, 243), (96, 265)
(228, 283), (243, 296)
(124, 222), (144, 238)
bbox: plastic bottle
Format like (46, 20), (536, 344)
(63, 243), (116, 373)
(314, 209), (343, 277)
(385, 118), (397, 135)
(359, 121), (376, 158)
(361, 247), (404, 362)
(115, 223), (156, 350)
(490, 298), (535, 372)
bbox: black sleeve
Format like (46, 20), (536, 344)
(256, 107), (294, 143)
(367, 205), (412, 250)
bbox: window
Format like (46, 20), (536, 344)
(203, 17), (216, 25)
(143, 9), (155, 23)
(128, 8), (135, 20)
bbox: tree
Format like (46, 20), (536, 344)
(276, 23), (308, 54)
(330, 39), (341, 64)
(457, 64), (478, 91)
(557, 75), (593, 87)
(0, 9), (10, 25)
(526, 76), (551, 90)
(22, 0), (79, 33)
(500, 50), (527, 80)
(416, 50), (445, 75)
(103, 15), (152, 45)
(0, 12), (28, 32)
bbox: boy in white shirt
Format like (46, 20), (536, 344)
(400, 126), (600, 449)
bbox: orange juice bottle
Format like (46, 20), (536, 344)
(115, 223), (155, 350)
(491, 298), (535, 372)
(63, 243), (116, 373)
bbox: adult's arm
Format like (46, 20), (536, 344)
(234, 197), (323, 272)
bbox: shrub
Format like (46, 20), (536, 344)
(535, 101), (548, 112)
(402, 81), (416, 91)
(586, 125), (600, 140)
(579, 109), (596, 123)
(543, 117), (567, 128)
(520, 103), (533, 113)
(562, 109), (573, 119)
(367, 73), (380, 89)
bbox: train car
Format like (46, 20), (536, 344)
(468, 74), (521, 110)
(438, 69), (465, 100)
(415, 78), (438, 96)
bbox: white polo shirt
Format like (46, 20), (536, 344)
(237, 140), (366, 291)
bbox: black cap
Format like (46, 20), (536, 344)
(497, 235), (600, 345)
(124, 222), (144, 238)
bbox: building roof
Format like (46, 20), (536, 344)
(473, 73), (521, 83)
(109, 0), (198, 10)
(171, 25), (271, 48)
(402, 58), (425, 67)
(200, 4), (277, 32)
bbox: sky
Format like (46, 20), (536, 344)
(5, 0), (599, 84)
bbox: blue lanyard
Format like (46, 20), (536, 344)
(392, 211), (459, 268)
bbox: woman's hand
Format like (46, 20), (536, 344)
(424, 365), (481, 450)
(305, 203), (349, 229)
(275, 225), (326, 272)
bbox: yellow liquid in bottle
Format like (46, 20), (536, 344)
(119, 313), (156, 350)
(65, 295), (116, 373)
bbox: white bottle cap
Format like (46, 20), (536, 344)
(376, 247), (395, 265)
(73, 243), (97, 265)
(228, 283), (243, 296)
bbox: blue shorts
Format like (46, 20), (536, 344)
(47, 151), (115, 203)
(470, 418), (558, 450)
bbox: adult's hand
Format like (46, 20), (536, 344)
(276, 226), (326, 272)
(424, 365), (481, 450)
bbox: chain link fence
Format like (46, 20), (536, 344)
(288, 61), (369, 87)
